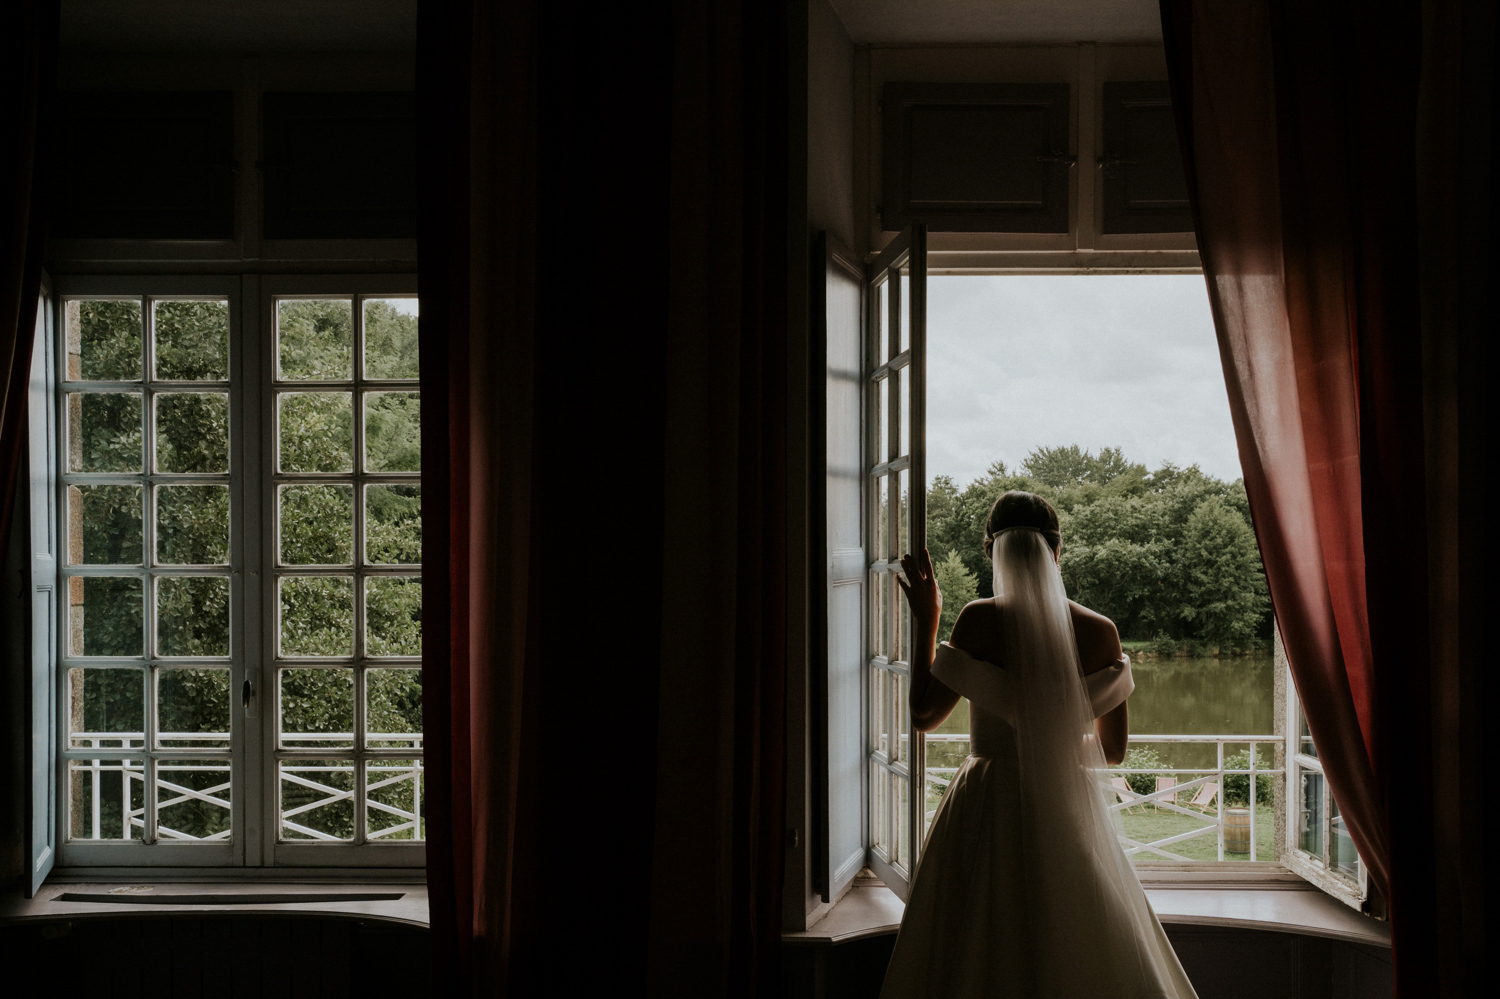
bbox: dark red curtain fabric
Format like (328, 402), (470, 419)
(417, 0), (789, 993)
(1162, 0), (1462, 991)
(0, 0), (57, 546)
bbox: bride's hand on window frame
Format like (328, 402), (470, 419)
(897, 548), (942, 630)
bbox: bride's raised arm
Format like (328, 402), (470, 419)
(897, 549), (962, 732)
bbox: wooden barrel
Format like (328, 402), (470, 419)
(1224, 808), (1252, 854)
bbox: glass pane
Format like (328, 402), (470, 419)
(68, 392), (142, 472)
(869, 759), (887, 858)
(68, 758), (144, 841)
(364, 392), (421, 472)
(280, 669), (353, 748)
(1330, 793), (1360, 877)
(155, 392), (229, 473)
(1300, 710), (1317, 758)
(365, 485), (421, 564)
(67, 299), (142, 381)
(871, 569), (886, 659)
(280, 759), (354, 841)
(153, 300), (229, 381)
(367, 759), (423, 840)
(68, 484), (142, 565)
(871, 665), (888, 757)
(366, 577), (422, 656)
(278, 299), (352, 381)
(898, 268), (910, 354)
(896, 467), (908, 563)
(279, 576), (355, 656)
(898, 364), (909, 456)
(69, 667), (144, 748)
(875, 473), (889, 560)
(896, 773), (910, 870)
(1300, 769), (1326, 860)
(157, 577), (230, 657)
(278, 392), (353, 473)
(367, 668), (423, 748)
(878, 376), (889, 463)
(876, 279), (889, 362)
(157, 668), (230, 748)
(156, 485), (230, 565)
(279, 485), (353, 565)
(364, 298), (420, 379)
(157, 759), (232, 840)
(70, 576), (143, 656)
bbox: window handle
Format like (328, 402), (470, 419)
(242, 678), (254, 716)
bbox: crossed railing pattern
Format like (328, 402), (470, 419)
(925, 733), (1280, 862)
(70, 732), (424, 842)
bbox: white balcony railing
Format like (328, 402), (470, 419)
(925, 733), (1280, 862)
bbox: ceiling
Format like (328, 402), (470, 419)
(60, 0), (416, 52)
(827, 0), (1162, 45)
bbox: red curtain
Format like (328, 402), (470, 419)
(0, 0), (56, 545)
(417, 0), (789, 993)
(1162, 0), (1474, 991)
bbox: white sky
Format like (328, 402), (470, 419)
(926, 275), (1243, 487)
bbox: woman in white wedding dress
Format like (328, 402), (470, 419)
(880, 490), (1198, 998)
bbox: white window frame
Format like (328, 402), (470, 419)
(47, 273), (423, 874)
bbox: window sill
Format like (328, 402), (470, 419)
(0, 881), (430, 930)
(783, 873), (1389, 949)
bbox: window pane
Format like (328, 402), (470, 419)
(896, 772), (910, 870)
(157, 577), (230, 657)
(68, 391), (142, 472)
(365, 577), (422, 656)
(364, 298), (419, 379)
(154, 300), (229, 381)
(156, 485), (230, 564)
(279, 484), (354, 565)
(367, 668), (422, 748)
(279, 759), (354, 841)
(157, 759), (231, 840)
(68, 484), (142, 565)
(878, 376), (889, 463)
(1330, 793), (1360, 877)
(155, 392), (229, 473)
(364, 392), (421, 472)
(871, 569), (886, 659)
(278, 299), (352, 381)
(69, 667), (145, 748)
(875, 473), (889, 560)
(279, 576), (355, 656)
(157, 668), (230, 748)
(280, 668), (353, 748)
(68, 299), (142, 381)
(70, 576), (143, 656)
(898, 364), (909, 455)
(1300, 710), (1317, 759)
(367, 759), (423, 840)
(365, 484), (421, 564)
(898, 268), (910, 354)
(1299, 769), (1326, 860)
(876, 279), (889, 363)
(68, 758), (145, 841)
(278, 392), (353, 473)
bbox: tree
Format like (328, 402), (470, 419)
(931, 549), (978, 641)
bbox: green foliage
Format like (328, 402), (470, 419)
(280, 392), (353, 472)
(74, 485), (142, 563)
(75, 300), (142, 380)
(156, 392), (229, 472)
(280, 577), (354, 656)
(154, 300), (228, 380)
(280, 485), (354, 564)
(1121, 746), (1164, 797)
(1150, 631), (1180, 658)
(363, 299), (419, 379)
(78, 577), (143, 656)
(366, 578), (423, 656)
(366, 485), (422, 564)
(278, 299), (352, 380)
(156, 485), (230, 564)
(1222, 749), (1273, 806)
(72, 392), (142, 472)
(926, 446), (1271, 648)
(931, 548), (977, 641)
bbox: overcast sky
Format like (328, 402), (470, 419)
(926, 275), (1243, 487)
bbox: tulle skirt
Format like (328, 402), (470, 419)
(878, 752), (1198, 998)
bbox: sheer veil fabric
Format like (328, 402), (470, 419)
(878, 527), (1197, 997)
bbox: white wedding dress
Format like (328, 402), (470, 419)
(879, 528), (1198, 998)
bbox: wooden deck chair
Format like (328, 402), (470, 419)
(1110, 777), (1143, 813)
(1188, 781), (1220, 812)
(1154, 776), (1178, 807)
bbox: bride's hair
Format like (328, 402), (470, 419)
(983, 490), (1061, 557)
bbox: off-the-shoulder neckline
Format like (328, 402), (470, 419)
(937, 641), (1129, 676)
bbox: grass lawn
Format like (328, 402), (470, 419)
(1122, 803), (1275, 862)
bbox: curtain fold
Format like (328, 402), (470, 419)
(1162, 0), (1467, 992)
(0, 0), (57, 546)
(418, 0), (790, 993)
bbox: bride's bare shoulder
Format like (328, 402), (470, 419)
(1068, 601), (1124, 670)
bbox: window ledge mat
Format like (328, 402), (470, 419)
(783, 884), (1389, 949)
(1, 883), (429, 929)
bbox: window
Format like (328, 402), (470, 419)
(51, 275), (422, 870)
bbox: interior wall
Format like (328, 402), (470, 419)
(809, 0), (856, 248)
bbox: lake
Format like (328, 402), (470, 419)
(930, 655), (1276, 771)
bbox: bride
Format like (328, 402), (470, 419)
(880, 490), (1198, 998)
